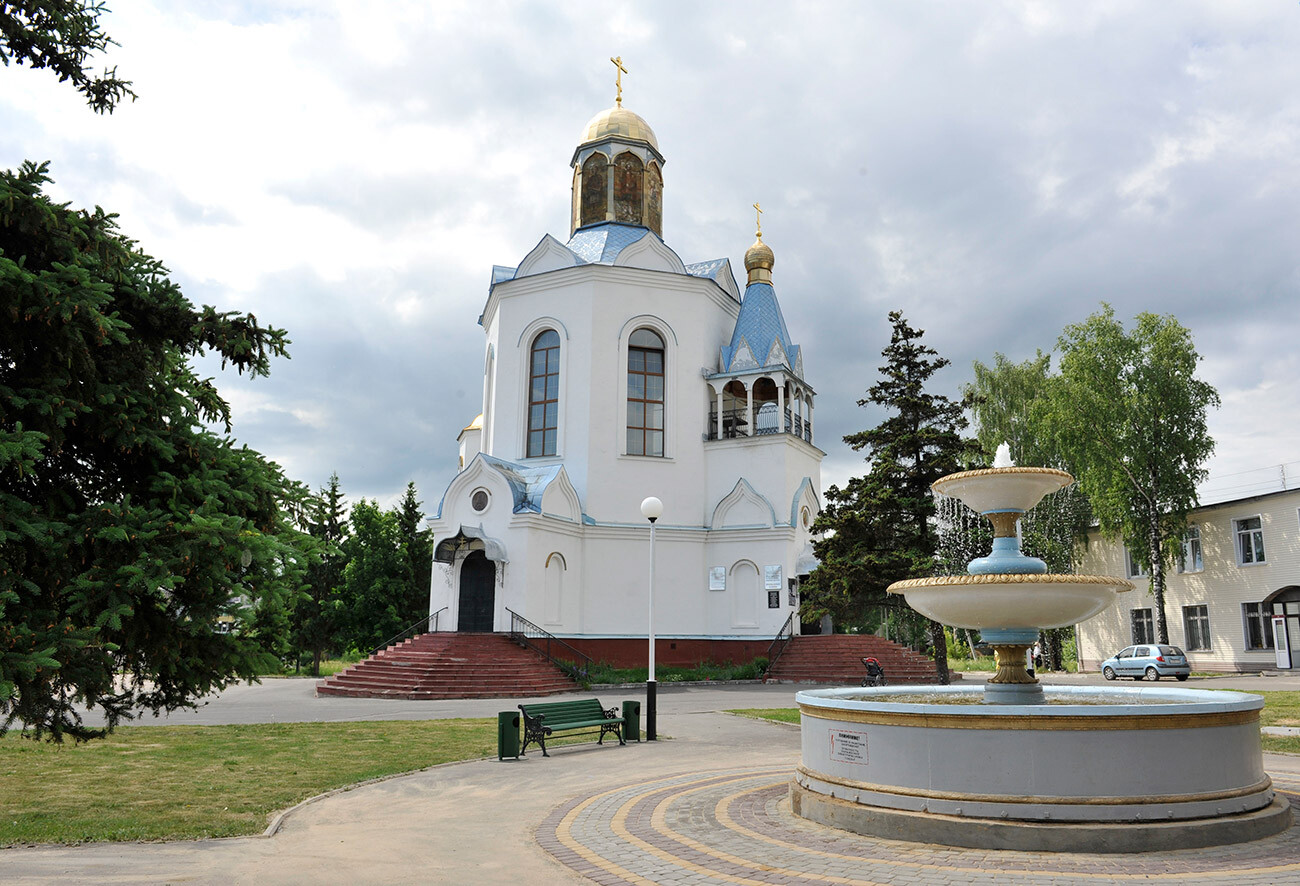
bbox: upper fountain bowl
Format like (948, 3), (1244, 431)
(932, 466), (1073, 515)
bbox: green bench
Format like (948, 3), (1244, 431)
(518, 698), (625, 757)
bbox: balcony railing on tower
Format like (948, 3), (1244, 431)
(707, 404), (811, 444)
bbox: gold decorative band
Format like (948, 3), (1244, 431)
(794, 765), (1273, 807)
(797, 703), (1259, 731)
(932, 466), (1074, 488)
(886, 573), (1136, 593)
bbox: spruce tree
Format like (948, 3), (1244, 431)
(395, 482), (433, 629)
(296, 473), (347, 676)
(1, 163), (298, 739)
(801, 311), (976, 683)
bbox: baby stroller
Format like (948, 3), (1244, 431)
(860, 657), (887, 687)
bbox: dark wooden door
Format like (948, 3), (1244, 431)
(457, 551), (495, 632)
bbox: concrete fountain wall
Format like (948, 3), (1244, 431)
(793, 685), (1291, 852)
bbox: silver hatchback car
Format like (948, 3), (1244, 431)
(1101, 644), (1190, 682)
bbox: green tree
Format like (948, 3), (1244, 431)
(295, 473), (347, 677)
(395, 481), (432, 627)
(1040, 305), (1219, 645)
(801, 311), (977, 683)
(1, 1), (135, 113)
(1, 162), (295, 741)
(959, 351), (1094, 669)
(335, 499), (411, 655)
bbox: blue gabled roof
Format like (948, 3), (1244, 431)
(478, 454), (562, 514)
(721, 281), (801, 374)
(491, 264), (517, 285)
(565, 222), (653, 263)
(685, 257), (729, 278)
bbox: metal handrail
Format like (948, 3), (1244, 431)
(506, 608), (593, 681)
(765, 611), (796, 678)
(370, 608), (447, 658)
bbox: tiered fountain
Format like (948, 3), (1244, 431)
(793, 454), (1291, 852)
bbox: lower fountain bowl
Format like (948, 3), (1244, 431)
(793, 685), (1291, 852)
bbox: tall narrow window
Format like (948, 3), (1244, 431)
(527, 330), (560, 457)
(1131, 608), (1154, 645)
(1235, 517), (1266, 565)
(627, 328), (665, 456)
(1183, 604), (1211, 651)
(1178, 526), (1203, 573)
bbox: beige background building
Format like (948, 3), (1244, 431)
(1077, 487), (1300, 672)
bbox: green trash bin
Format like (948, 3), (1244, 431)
(498, 711), (521, 760)
(622, 700), (641, 743)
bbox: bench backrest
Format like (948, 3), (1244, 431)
(519, 698), (607, 723)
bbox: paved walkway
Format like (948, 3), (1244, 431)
(3, 678), (1300, 885)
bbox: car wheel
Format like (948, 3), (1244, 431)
(1144, 667), (1159, 681)
(1176, 674), (1189, 682)
(1102, 666), (1116, 681)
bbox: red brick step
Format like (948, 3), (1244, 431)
(316, 632), (581, 699)
(763, 634), (941, 685)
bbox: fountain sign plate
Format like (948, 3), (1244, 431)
(828, 727), (869, 764)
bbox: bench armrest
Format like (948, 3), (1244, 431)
(604, 706), (621, 720)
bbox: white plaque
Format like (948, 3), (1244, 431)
(709, 566), (726, 591)
(765, 565), (782, 590)
(828, 727), (868, 764)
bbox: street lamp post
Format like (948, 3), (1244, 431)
(640, 496), (663, 741)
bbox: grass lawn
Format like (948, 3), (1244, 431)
(730, 689), (1300, 754)
(0, 719), (497, 846)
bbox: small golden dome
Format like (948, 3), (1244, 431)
(745, 238), (774, 273)
(580, 106), (659, 151)
(462, 413), (483, 433)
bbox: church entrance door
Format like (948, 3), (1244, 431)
(457, 551), (495, 632)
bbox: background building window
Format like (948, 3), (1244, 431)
(1131, 608), (1154, 644)
(527, 330), (560, 457)
(1243, 602), (1275, 651)
(1178, 525), (1203, 573)
(1183, 604), (1211, 651)
(1125, 547), (1149, 580)
(627, 328), (665, 456)
(1235, 516), (1266, 565)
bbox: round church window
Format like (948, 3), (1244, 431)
(471, 489), (490, 512)
(801, 507), (811, 528)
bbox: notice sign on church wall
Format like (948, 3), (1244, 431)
(709, 567), (726, 591)
(828, 727), (868, 765)
(765, 565), (782, 590)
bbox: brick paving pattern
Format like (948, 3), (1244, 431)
(539, 769), (1300, 885)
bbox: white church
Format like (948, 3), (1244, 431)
(426, 78), (824, 665)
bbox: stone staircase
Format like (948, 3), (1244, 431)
(763, 634), (941, 685)
(316, 632), (581, 699)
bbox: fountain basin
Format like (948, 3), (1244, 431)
(887, 574), (1134, 630)
(793, 685), (1290, 852)
(932, 466), (1072, 514)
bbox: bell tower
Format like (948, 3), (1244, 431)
(570, 57), (665, 237)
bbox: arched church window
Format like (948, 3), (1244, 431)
(580, 153), (608, 228)
(528, 330), (560, 457)
(613, 152), (644, 225)
(627, 328), (664, 457)
(646, 162), (663, 235)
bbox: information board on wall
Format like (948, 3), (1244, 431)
(765, 565), (782, 590)
(709, 567), (726, 591)
(828, 727), (869, 765)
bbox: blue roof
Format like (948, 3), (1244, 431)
(491, 264), (517, 284)
(565, 223), (653, 263)
(721, 281), (802, 374)
(478, 454), (562, 514)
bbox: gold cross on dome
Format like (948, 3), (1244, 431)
(754, 202), (763, 238)
(611, 56), (628, 107)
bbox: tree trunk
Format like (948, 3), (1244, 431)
(1150, 520), (1169, 644)
(928, 618), (950, 684)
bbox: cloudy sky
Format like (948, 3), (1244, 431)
(3, 1), (1297, 512)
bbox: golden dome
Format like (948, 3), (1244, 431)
(462, 413), (483, 433)
(579, 106), (659, 151)
(744, 235), (775, 284)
